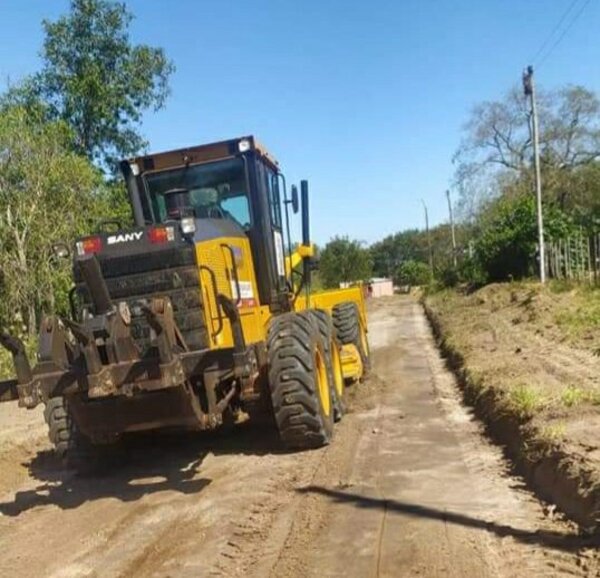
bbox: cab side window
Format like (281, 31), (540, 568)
(263, 165), (282, 229)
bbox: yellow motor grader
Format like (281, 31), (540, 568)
(0, 136), (369, 470)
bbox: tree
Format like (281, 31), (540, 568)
(474, 194), (572, 282)
(447, 83), (600, 284)
(456, 87), (533, 174)
(370, 224), (464, 280)
(0, 106), (103, 335)
(5, 0), (174, 169)
(394, 260), (431, 287)
(456, 86), (600, 174)
(319, 237), (372, 289)
(454, 85), (600, 215)
(370, 229), (425, 278)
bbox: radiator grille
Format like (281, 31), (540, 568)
(75, 246), (208, 351)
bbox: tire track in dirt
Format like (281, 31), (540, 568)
(267, 296), (600, 578)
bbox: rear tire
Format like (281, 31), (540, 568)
(332, 301), (371, 373)
(305, 309), (346, 421)
(267, 312), (334, 449)
(44, 397), (119, 475)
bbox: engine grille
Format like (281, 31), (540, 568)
(74, 246), (209, 352)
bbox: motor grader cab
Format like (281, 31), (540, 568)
(0, 136), (370, 470)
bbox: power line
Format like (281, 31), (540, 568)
(536, 0), (594, 69)
(531, 0), (581, 65)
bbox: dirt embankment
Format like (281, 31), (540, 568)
(425, 282), (600, 531)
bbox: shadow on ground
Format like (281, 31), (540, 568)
(298, 485), (600, 552)
(0, 421), (282, 517)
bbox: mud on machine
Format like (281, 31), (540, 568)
(0, 136), (370, 471)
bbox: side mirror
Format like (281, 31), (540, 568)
(290, 185), (299, 214)
(52, 242), (71, 260)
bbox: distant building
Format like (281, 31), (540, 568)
(368, 278), (394, 298)
(339, 278), (394, 298)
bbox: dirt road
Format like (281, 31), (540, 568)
(0, 296), (598, 577)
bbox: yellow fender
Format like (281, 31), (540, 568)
(340, 343), (363, 383)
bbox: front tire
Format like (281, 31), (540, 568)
(267, 312), (334, 449)
(43, 397), (118, 475)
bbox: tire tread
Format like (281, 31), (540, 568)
(268, 312), (333, 449)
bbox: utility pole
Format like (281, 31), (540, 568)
(421, 199), (434, 277)
(523, 65), (546, 283)
(446, 189), (457, 267)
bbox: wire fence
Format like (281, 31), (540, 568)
(547, 231), (600, 284)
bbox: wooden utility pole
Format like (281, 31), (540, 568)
(421, 199), (434, 277)
(446, 189), (457, 267)
(523, 65), (546, 283)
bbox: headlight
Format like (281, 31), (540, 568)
(181, 217), (196, 235)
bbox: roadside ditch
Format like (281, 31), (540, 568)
(423, 285), (600, 532)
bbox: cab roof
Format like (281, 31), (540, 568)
(128, 136), (279, 173)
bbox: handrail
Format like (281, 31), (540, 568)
(220, 243), (241, 305)
(199, 265), (224, 339)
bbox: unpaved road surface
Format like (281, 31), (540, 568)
(0, 296), (598, 577)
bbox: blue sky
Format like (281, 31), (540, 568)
(1, 0), (599, 244)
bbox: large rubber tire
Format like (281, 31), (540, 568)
(305, 309), (346, 422)
(267, 312), (334, 449)
(43, 397), (117, 475)
(332, 301), (371, 372)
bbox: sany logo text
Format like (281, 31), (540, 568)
(107, 231), (144, 245)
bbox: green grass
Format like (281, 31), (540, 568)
(553, 287), (600, 339)
(556, 306), (600, 332)
(506, 384), (546, 419)
(561, 385), (588, 408)
(540, 422), (567, 442)
(548, 279), (578, 294)
(560, 384), (600, 407)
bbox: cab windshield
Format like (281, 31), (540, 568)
(143, 157), (252, 228)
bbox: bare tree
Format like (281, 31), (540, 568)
(454, 88), (533, 173)
(544, 86), (600, 169)
(454, 85), (600, 217)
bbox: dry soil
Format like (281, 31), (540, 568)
(0, 295), (598, 577)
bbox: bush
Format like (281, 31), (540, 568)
(395, 260), (431, 286)
(439, 265), (460, 288)
(475, 195), (537, 281)
(457, 258), (487, 287)
(474, 194), (572, 282)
